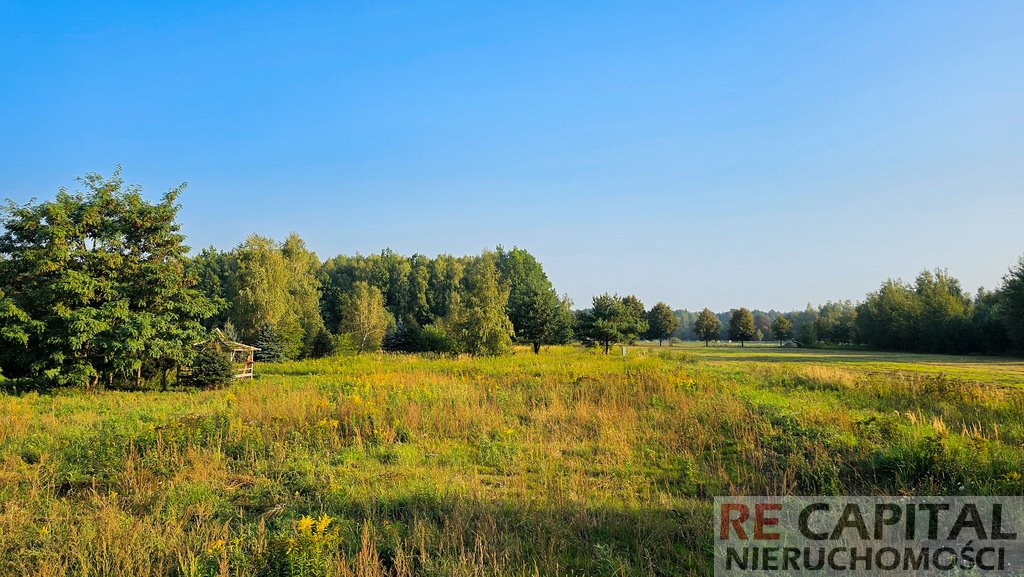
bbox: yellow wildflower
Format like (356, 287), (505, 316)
(296, 515), (315, 535)
(315, 513), (333, 534)
(206, 539), (225, 554)
(39, 526), (49, 537)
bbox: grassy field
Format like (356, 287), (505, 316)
(1, 344), (1023, 576)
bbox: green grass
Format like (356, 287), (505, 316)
(1, 345), (1022, 576)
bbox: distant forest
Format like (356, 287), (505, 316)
(2, 171), (1023, 388)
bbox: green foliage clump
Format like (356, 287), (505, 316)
(497, 247), (575, 353)
(645, 302), (678, 345)
(338, 281), (393, 354)
(417, 323), (455, 354)
(253, 323), (287, 363)
(308, 328), (337, 359)
(770, 315), (793, 343)
(1000, 257), (1024, 351)
(728, 308), (756, 346)
(190, 347), (234, 389)
(0, 168), (215, 388)
(576, 293), (647, 354)
(693, 308), (721, 346)
(444, 252), (514, 355)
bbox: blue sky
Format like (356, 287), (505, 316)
(1, 1), (1022, 311)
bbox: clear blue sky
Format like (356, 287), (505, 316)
(2, 1), (1022, 311)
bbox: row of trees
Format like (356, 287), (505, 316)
(3, 170), (1024, 387)
(0, 172), (584, 386)
(192, 242), (576, 359)
(672, 266), (1024, 355)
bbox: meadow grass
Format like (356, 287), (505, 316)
(1, 345), (1023, 576)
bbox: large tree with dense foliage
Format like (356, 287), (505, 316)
(770, 315), (793, 344)
(1000, 257), (1024, 351)
(224, 234), (323, 359)
(338, 281), (393, 353)
(445, 253), (514, 355)
(913, 270), (971, 353)
(0, 169), (214, 388)
(621, 295), (649, 344)
(645, 302), (678, 345)
(728, 308), (756, 347)
(576, 293), (644, 354)
(282, 233), (327, 356)
(855, 279), (920, 351)
(693, 308), (721, 346)
(496, 247), (574, 353)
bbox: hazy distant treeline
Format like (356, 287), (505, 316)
(671, 267), (1023, 355)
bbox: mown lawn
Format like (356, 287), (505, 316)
(1, 345), (1022, 576)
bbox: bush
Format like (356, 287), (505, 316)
(190, 347), (234, 389)
(418, 323), (455, 354)
(383, 318), (420, 352)
(309, 328), (337, 358)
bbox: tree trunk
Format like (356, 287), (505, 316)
(604, 341), (610, 355)
(136, 366), (142, 388)
(741, 340), (745, 348)
(532, 342), (541, 354)
(160, 367), (168, 392)
(704, 340), (709, 347)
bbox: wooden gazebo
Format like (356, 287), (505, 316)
(185, 330), (260, 379)
(201, 329), (261, 379)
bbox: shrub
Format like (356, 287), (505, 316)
(418, 323), (454, 354)
(309, 328), (337, 358)
(190, 347), (234, 389)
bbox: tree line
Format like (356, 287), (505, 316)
(2, 171), (1023, 388)
(669, 267), (1024, 355)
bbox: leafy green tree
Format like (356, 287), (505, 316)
(1000, 256), (1024, 351)
(188, 247), (231, 329)
(973, 287), (1011, 354)
(282, 233), (326, 357)
(694, 308), (721, 346)
(496, 247), (573, 353)
(226, 234), (324, 359)
(754, 313), (772, 341)
(621, 295), (649, 344)
(728, 308), (756, 347)
(796, 321), (818, 347)
(913, 270), (971, 353)
(427, 254), (465, 321)
(417, 323), (455, 354)
(0, 169), (214, 388)
(646, 302), (678, 345)
(814, 301), (858, 344)
(576, 293), (644, 354)
(856, 279), (921, 351)
(770, 315), (793, 344)
(339, 281), (394, 354)
(229, 235), (291, 340)
(445, 253), (514, 355)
